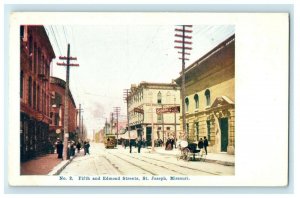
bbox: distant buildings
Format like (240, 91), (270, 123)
(126, 82), (181, 145)
(175, 34), (235, 154)
(20, 25), (55, 161)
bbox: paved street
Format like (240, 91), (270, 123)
(60, 143), (234, 176)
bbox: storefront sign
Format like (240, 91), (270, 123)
(156, 106), (180, 114)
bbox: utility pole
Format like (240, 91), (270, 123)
(123, 89), (131, 141)
(57, 44), (79, 161)
(151, 94), (155, 152)
(81, 116), (84, 140)
(110, 112), (113, 134)
(113, 107), (120, 147)
(174, 25), (192, 141)
(105, 118), (108, 135)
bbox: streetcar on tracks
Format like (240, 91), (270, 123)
(104, 134), (117, 149)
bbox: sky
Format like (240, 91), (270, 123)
(45, 25), (235, 137)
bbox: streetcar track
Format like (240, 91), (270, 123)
(104, 151), (157, 175)
(107, 150), (220, 176)
(137, 153), (220, 175)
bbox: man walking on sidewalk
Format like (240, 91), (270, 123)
(56, 140), (63, 159)
(203, 136), (208, 155)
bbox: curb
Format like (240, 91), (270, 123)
(47, 155), (76, 176)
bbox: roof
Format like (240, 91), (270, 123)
(50, 76), (77, 108)
(175, 34), (235, 84)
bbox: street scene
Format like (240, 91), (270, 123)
(59, 143), (234, 176)
(19, 23), (235, 177)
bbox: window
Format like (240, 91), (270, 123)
(205, 89), (211, 106)
(157, 91), (162, 104)
(55, 113), (59, 126)
(157, 114), (162, 123)
(37, 86), (40, 111)
(166, 127), (170, 130)
(33, 43), (37, 72)
(28, 77), (32, 106)
(194, 94), (199, 109)
(29, 35), (33, 54)
(166, 91), (171, 104)
(186, 123), (189, 139)
(20, 26), (24, 39)
(20, 71), (23, 98)
(185, 97), (189, 112)
(33, 82), (36, 109)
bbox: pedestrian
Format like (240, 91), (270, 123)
(84, 141), (90, 155)
(198, 138), (204, 152)
(56, 140), (63, 159)
(170, 138), (174, 150)
(137, 137), (142, 153)
(203, 136), (209, 155)
(76, 142), (81, 153)
(71, 141), (76, 156)
(83, 141), (87, 155)
(129, 139), (133, 153)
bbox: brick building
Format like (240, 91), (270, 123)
(175, 34), (235, 154)
(49, 76), (78, 144)
(20, 25), (55, 161)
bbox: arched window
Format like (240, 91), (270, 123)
(28, 77), (32, 106)
(157, 91), (162, 104)
(166, 91), (171, 104)
(194, 94), (199, 109)
(33, 82), (36, 110)
(205, 89), (211, 106)
(185, 97), (189, 112)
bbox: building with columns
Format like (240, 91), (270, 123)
(126, 81), (180, 146)
(175, 34), (235, 154)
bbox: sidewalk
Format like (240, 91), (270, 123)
(146, 146), (235, 166)
(21, 151), (81, 176)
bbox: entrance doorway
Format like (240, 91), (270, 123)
(146, 127), (152, 146)
(220, 118), (228, 152)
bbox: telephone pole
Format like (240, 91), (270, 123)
(77, 104), (83, 141)
(57, 44), (79, 160)
(174, 25), (192, 141)
(123, 89), (131, 140)
(113, 107), (120, 147)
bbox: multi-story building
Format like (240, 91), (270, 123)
(49, 76), (78, 143)
(20, 25), (55, 161)
(175, 34), (235, 154)
(127, 81), (180, 145)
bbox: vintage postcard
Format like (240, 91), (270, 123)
(8, 12), (289, 186)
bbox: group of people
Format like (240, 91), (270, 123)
(197, 136), (209, 155)
(165, 138), (175, 150)
(54, 138), (91, 159)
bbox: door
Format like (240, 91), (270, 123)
(146, 127), (152, 146)
(220, 118), (228, 152)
